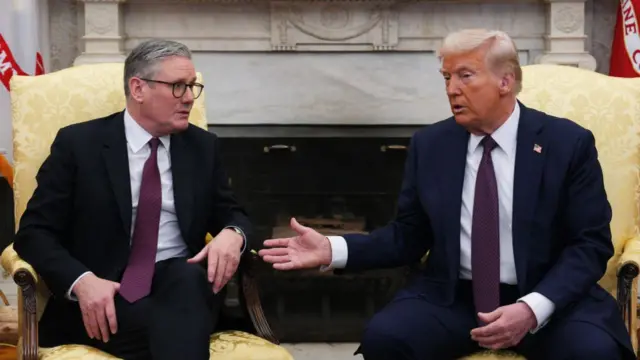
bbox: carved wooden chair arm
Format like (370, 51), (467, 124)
(615, 236), (640, 353)
(239, 251), (278, 344)
(1, 244), (38, 284)
(1, 243), (40, 360)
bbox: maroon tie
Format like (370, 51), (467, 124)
(471, 136), (500, 323)
(119, 138), (162, 303)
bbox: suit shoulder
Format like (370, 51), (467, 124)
(522, 107), (598, 164)
(529, 107), (593, 140)
(54, 112), (121, 142)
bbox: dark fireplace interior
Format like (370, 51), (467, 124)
(216, 126), (419, 342)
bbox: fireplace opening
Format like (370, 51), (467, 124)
(217, 130), (417, 342)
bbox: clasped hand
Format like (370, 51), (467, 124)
(470, 302), (537, 350)
(188, 228), (244, 294)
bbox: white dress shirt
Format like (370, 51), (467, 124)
(66, 110), (217, 299)
(325, 102), (555, 332)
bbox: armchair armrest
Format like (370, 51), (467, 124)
(616, 236), (640, 353)
(1, 243), (40, 360)
(1, 244), (38, 283)
(205, 233), (278, 344)
(239, 251), (279, 344)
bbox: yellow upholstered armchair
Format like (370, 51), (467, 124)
(459, 65), (640, 360)
(0, 63), (292, 360)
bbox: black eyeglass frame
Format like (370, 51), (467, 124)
(139, 78), (204, 99)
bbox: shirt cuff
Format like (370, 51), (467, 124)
(319, 236), (348, 271)
(66, 271), (93, 301)
(225, 226), (247, 253)
(518, 292), (556, 333)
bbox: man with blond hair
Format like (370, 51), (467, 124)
(259, 28), (635, 359)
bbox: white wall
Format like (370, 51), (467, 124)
(192, 51), (533, 126)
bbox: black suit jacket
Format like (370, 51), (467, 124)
(13, 110), (252, 300)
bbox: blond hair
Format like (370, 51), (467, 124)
(438, 29), (522, 94)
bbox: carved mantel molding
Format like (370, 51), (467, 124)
(73, 0), (596, 70)
(537, 0), (596, 69)
(74, 0), (127, 66)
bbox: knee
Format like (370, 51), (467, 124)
(169, 262), (210, 295)
(560, 335), (620, 360)
(358, 316), (411, 359)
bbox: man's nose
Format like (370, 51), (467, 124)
(446, 79), (461, 96)
(182, 87), (194, 103)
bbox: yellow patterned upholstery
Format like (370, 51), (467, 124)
(461, 64), (640, 359)
(37, 331), (293, 360)
(0, 63), (292, 360)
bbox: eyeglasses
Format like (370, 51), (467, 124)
(139, 78), (204, 99)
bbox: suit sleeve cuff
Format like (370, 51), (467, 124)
(225, 226), (247, 253)
(66, 271), (92, 301)
(319, 236), (348, 271)
(518, 292), (556, 334)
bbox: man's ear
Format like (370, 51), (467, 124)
(498, 74), (512, 95)
(129, 78), (145, 104)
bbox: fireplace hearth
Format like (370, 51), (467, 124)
(216, 126), (419, 342)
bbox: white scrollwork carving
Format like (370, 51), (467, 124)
(320, 5), (350, 29)
(87, 6), (116, 35)
(287, 4), (381, 41)
(553, 5), (582, 33)
(47, 0), (603, 61)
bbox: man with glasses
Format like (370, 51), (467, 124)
(13, 39), (251, 360)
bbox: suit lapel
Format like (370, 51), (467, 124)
(512, 102), (546, 290)
(170, 133), (194, 241)
(102, 112), (133, 238)
(435, 122), (469, 280)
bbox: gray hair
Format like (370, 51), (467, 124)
(123, 39), (192, 97)
(438, 29), (522, 95)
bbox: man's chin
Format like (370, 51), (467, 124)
(453, 113), (471, 125)
(171, 118), (190, 133)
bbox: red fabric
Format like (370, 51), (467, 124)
(0, 34), (27, 91)
(0, 33), (45, 91)
(610, 0), (640, 77)
(35, 52), (44, 76)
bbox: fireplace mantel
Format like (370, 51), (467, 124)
(76, 0), (594, 66)
(72, 0), (596, 125)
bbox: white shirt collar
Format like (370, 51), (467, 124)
(123, 109), (171, 153)
(468, 101), (520, 159)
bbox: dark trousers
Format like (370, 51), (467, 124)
(38, 257), (220, 360)
(357, 280), (630, 360)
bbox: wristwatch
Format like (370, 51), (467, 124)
(227, 226), (243, 237)
(226, 226), (247, 253)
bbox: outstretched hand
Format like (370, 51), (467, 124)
(259, 217), (332, 270)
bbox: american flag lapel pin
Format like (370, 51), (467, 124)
(533, 144), (542, 154)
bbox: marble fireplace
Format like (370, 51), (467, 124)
(73, 0), (597, 128)
(64, 0), (600, 342)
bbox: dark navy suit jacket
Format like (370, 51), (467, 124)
(342, 102), (633, 355)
